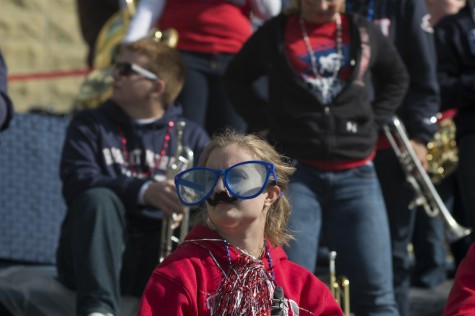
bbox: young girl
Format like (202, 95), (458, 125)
(137, 130), (343, 315)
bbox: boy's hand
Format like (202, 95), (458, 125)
(409, 139), (429, 171)
(144, 179), (186, 216)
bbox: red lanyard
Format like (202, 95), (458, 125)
(117, 121), (175, 177)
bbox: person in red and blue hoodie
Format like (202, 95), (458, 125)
(56, 39), (209, 316)
(443, 242), (475, 316)
(138, 131), (344, 316)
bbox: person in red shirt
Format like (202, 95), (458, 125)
(137, 130), (344, 316)
(123, 0), (281, 136)
(443, 242), (475, 316)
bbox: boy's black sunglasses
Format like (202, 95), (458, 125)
(113, 62), (159, 81)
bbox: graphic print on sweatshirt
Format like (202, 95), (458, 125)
(102, 146), (183, 181)
(285, 15), (352, 104)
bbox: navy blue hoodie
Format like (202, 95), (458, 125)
(60, 100), (209, 220)
(348, 0), (440, 143)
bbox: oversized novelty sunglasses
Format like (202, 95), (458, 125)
(113, 61), (159, 81)
(174, 160), (278, 206)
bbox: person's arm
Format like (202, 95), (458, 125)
(443, 243), (475, 316)
(224, 18), (276, 133)
(396, 0), (440, 143)
(249, 0), (282, 21)
(434, 11), (475, 112)
(368, 22), (410, 131)
(0, 52), (13, 132)
(123, 0), (166, 43)
(60, 112), (146, 209)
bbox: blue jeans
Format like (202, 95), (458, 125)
(177, 51), (247, 136)
(285, 162), (399, 316)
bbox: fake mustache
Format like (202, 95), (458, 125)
(207, 191), (238, 206)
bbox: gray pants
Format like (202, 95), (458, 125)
(56, 188), (161, 316)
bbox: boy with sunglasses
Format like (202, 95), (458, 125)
(137, 130), (344, 316)
(56, 39), (209, 316)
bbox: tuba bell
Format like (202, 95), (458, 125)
(159, 120), (194, 263)
(74, 0), (179, 110)
(426, 112), (458, 184)
(382, 116), (471, 243)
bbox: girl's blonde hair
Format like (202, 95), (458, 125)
(195, 129), (296, 247)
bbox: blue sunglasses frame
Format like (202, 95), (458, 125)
(174, 160), (278, 206)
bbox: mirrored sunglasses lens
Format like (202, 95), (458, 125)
(176, 169), (216, 204)
(227, 163), (268, 198)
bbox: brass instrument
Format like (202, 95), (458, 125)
(329, 251), (350, 316)
(426, 114), (458, 184)
(74, 0), (135, 110)
(159, 120), (194, 263)
(383, 116), (471, 242)
(74, 0), (179, 110)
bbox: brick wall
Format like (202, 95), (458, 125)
(1, 0), (89, 113)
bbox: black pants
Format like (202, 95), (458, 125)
(374, 149), (415, 316)
(56, 188), (161, 316)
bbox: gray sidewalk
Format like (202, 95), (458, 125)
(410, 279), (453, 316)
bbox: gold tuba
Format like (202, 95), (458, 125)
(74, 0), (179, 110)
(426, 113), (458, 184)
(382, 116), (471, 242)
(329, 251), (350, 316)
(159, 120), (194, 263)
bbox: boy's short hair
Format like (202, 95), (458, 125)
(121, 39), (185, 106)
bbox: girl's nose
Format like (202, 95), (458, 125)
(213, 175), (226, 193)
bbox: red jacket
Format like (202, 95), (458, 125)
(137, 225), (344, 316)
(443, 243), (475, 316)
